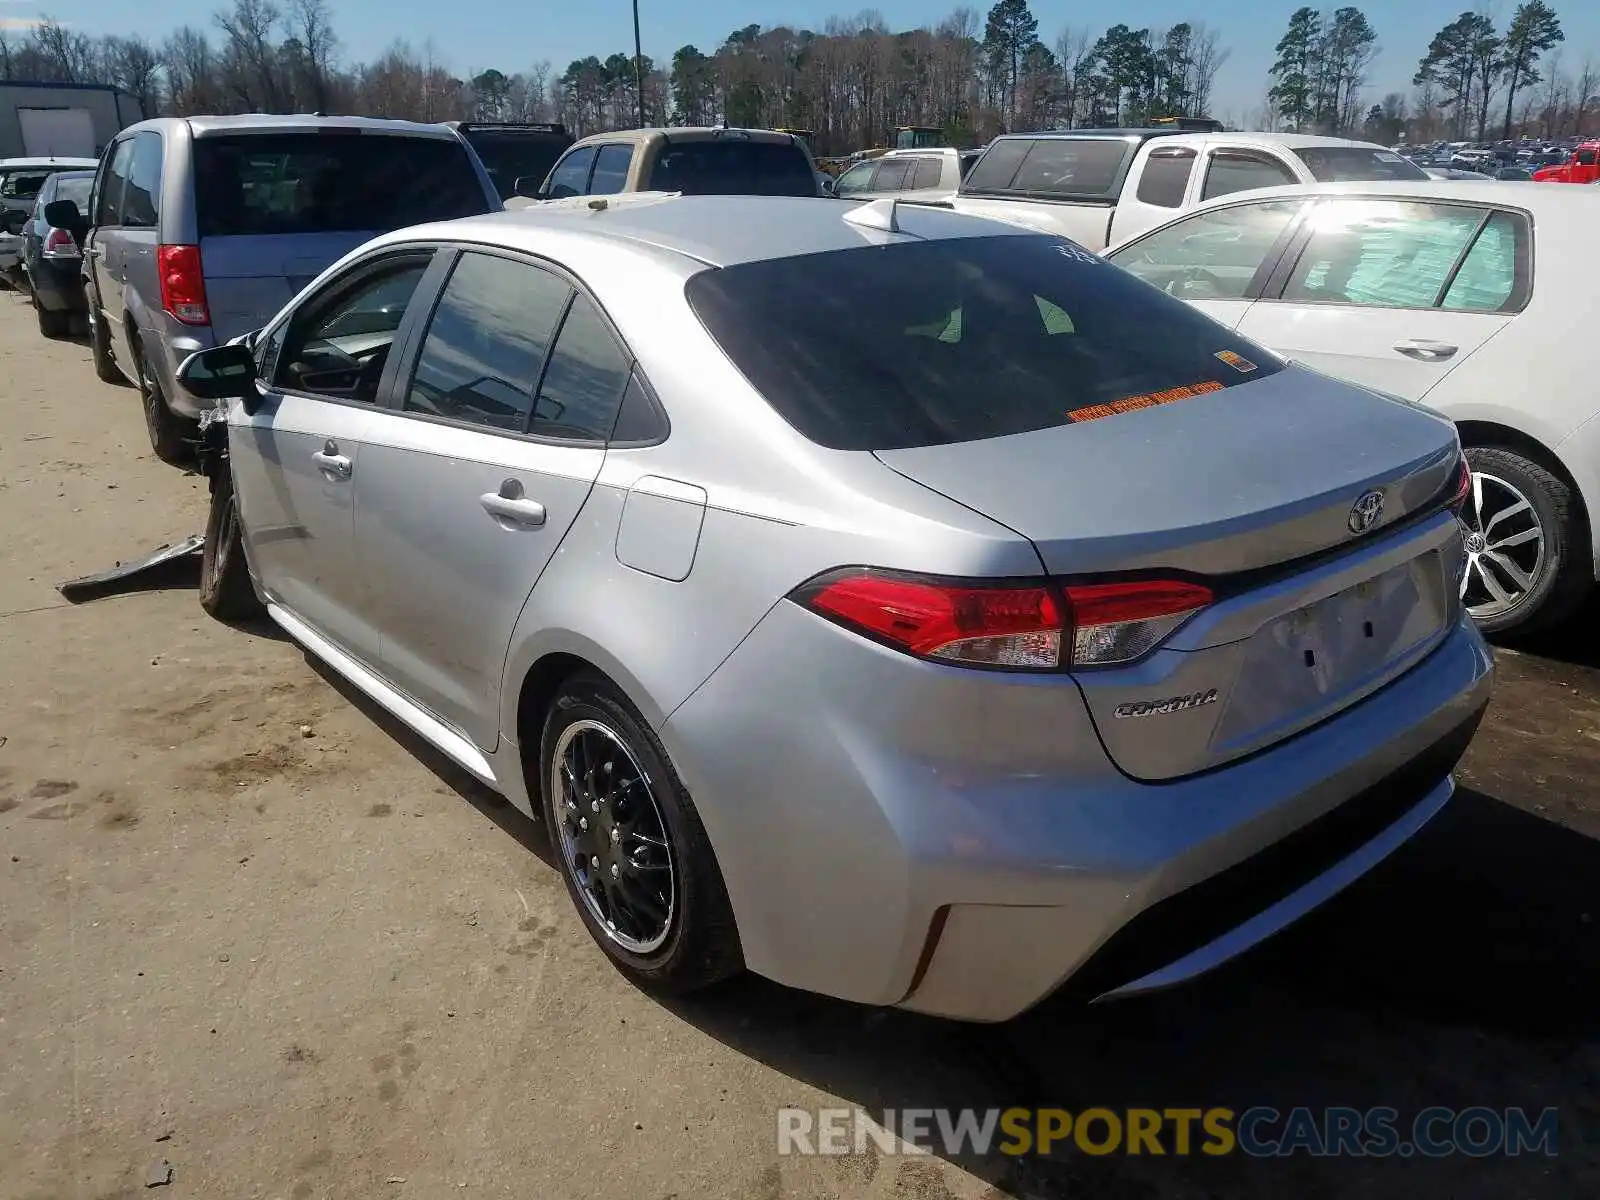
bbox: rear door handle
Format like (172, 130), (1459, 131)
(480, 479), (546, 528)
(311, 440), (352, 479)
(1392, 338), (1458, 361)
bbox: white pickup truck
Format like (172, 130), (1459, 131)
(949, 130), (1430, 251)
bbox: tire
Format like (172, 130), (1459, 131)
(199, 466), (264, 621)
(129, 333), (193, 465)
(1461, 445), (1592, 637)
(539, 671), (742, 994)
(89, 305), (126, 385)
(33, 295), (69, 339)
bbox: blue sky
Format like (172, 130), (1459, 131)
(18, 0), (1600, 123)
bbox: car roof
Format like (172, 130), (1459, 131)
(372, 193), (1034, 270)
(121, 113), (464, 140)
(0, 157), (100, 168)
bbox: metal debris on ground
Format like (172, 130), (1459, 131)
(57, 534), (205, 602)
(144, 1158), (174, 1188)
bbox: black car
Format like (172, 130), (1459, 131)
(445, 122), (574, 203)
(20, 170), (94, 338)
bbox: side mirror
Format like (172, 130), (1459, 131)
(177, 344), (260, 412)
(512, 175), (547, 200)
(42, 199), (85, 238)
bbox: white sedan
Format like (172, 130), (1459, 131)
(1105, 179), (1600, 636)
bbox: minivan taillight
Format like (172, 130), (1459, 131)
(42, 228), (79, 258)
(791, 568), (1211, 670)
(158, 244), (209, 325)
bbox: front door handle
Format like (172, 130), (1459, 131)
(480, 478), (546, 528)
(1393, 338), (1458, 361)
(311, 439), (352, 479)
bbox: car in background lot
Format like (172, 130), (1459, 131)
(948, 131), (1429, 251)
(1532, 140), (1599, 184)
(0, 154), (99, 286)
(505, 127), (820, 205)
(175, 193), (1490, 1023)
(47, 114), (500, 463)
(832, 147), (980, 201)
(1106, 180), (1600, 636)
(444, 121), (574, 203)
(19, 168), (94, 337)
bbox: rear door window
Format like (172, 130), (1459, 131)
(1281, 200), (1487, 309)
(96, 140), (135, 226)
(588, 145), (634, 195)
(685, 232), (1282, 451)
(1442, 211), (1523, 312)
(1201, 151), (1297, 201)
(191, 133), (490, 238)
(647, 138), (817, 196)
(1135, 147), (1197, 208)
(871, 160), (914, 192)
(122, 131), (163, 228)
(911, 158), (943, 189)
(405, 252), (572, 432)
(531, 294), (633, 441)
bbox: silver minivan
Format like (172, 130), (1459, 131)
(69, 115), (500, 461)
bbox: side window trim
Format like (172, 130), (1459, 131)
(387, 242), (657, 447)
(1430, 208), (1495, 308)
(266, 247), (444, 410)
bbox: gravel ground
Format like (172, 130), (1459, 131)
(1, 293), (1596, 1199)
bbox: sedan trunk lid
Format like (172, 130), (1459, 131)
(875, 367), (1465, 780)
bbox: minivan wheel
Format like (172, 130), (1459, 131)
(1461, 445), (1591, 637)
(130, 335), (192, 464)
(539, 672), (742, 994)
(199, 466), (264, 621)
(88, 306), (126, 385)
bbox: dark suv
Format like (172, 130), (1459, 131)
(444, 122), (574, 203)
(50, 115), (500, 462)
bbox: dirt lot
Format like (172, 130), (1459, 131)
(1, 293), (1597, 1200)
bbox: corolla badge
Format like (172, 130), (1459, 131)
(1348, 489), (1386, 535)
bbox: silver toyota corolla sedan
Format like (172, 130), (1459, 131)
(175, 193), (1494, 1022)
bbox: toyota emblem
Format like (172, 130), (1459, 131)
(1348, 489), (1385, 535)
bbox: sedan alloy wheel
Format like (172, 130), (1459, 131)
(1459, 469), (1546, 622)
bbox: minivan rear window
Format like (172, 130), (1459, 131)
(646, 139), (817, 196)
(192, 133), (490, 238)
(686, 234), (1282, 451)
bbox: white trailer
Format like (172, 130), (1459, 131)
(0, 81), (143, 160)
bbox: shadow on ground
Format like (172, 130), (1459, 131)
(294, 638), (1599, 1199)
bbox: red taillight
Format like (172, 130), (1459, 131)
(42, 227), (78, 257)
(792, 569), (1211, 670)
(158, 244), (209, 325)
(1449, 457), (1472, 515)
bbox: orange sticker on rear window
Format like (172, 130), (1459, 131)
(1214, 349), (1258, 373)
(1068, 380), (1224, 423)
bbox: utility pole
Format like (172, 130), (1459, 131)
(632, 0), (647, 128)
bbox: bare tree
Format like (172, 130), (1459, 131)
(287, 0), (338, 111)
(1188, 23), (1230, 118)
(215, 0), (285, 111)
(1573, 56), (1597, 135)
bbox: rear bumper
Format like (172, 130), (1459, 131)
(149, 322), (216, 420)
(662, 605), (1494, 1022)
(29, 259), (86, 312)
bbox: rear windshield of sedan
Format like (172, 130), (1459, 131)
(685, 234), (1283, 451)
(646, 139), (817, 196)
(193, 133), (490, 238)
(1294, 147), (1430, 182)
